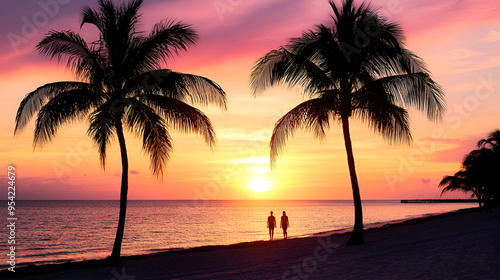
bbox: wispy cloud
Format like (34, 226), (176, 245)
(420, 138), (461, 143)
(230, 156), (270, 164)
(480, 29), (500, 43)
(429, 134), (487, 163)
(447, 47), (483, 60)
(420, 178), (431, 185)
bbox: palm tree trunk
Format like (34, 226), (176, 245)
(473, 191), (482, 209)
(342, 115), (364, 245)
(110, 122), (129, 262)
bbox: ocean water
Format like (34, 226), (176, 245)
(0, 200), (476, 269)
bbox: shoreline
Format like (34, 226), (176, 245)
(3, 204), (474, 270)
(2, 206), (493, 279)
(2, 207), (473, 270)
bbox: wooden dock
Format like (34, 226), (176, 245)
(400, 199), (478, 203)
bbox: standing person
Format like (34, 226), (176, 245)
(267, 211), (276, 240)
(280, 211), (289, 239)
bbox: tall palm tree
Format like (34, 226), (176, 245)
(14, 0), (226, 261)
(250, 0), (444, 244)
(440, 130), (500, 208)
(440, 147), (497, 208)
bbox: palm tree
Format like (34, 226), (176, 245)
(250, 0), (444, 244)
(440, 147), (497, 208)
(14, 0), (226, 261)
(440, 130), (500, 208)
(476, 129), (500, 204)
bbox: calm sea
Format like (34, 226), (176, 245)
(0, 200), (475, 269)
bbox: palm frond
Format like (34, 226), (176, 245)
(353, 23), (425, 78)
(36, 31), (105, 83)
(98, 0), (118, 41)
(15, 82), (95, 133)
(438, 175), (458, 188)
(270, 97), (338, 167)
(117, 0), (142, 38)
(33, 88), (102, 147)
(336, 6), (425, 78)
(87, 101), (116, 168)
(286, 24), (347, 88)
(124, 100), (172, 177)
(80, 4), (102, 29)
(250, 47), (332, 97)
(125, 20), (197, 76)
(438, 172), (474, 195)
(477, 129), (500, 149)
(311, 24), (345, 83)
(125, 70), (227, 109)
(360, 73), (445, 121)
(352, 88), (412, 144)
(141, 94), (217, 150)
(329, 0), (341, 22)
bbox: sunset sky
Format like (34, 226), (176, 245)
(1, 0), (499, 200)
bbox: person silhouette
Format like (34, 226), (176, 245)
(280, 211), (289, 239)
(267, 211), (276, 240)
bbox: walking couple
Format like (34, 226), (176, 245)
(267, 211), (289, 240)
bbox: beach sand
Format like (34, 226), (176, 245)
(3, 207), (499, 280)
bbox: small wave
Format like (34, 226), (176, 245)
(147, 247), (184, 253)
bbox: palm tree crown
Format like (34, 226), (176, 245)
(14, 0), (226, 260)
(440, 129), (500, 208)
(251, 0), (445, 244)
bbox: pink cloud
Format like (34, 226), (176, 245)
(420, 178), (431, 185)
(4, 0), (498, 74)
(146, 0), (329, 69)
(480, 30), (500, 43)
(392, 0), (500, 35)
(419, 138), (461, 143)
(429, 133), (487, 163)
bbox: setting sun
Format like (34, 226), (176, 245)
(249, 179), (272, 193)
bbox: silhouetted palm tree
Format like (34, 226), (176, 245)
(440, 130), (500, 208)
(476, 129), (500, 203)
(14, 0), (226, 261)
(251, 0), (444, 244)
(465, 149), (498, 204)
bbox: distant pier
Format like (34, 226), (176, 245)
(400, 199), (478, 203)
